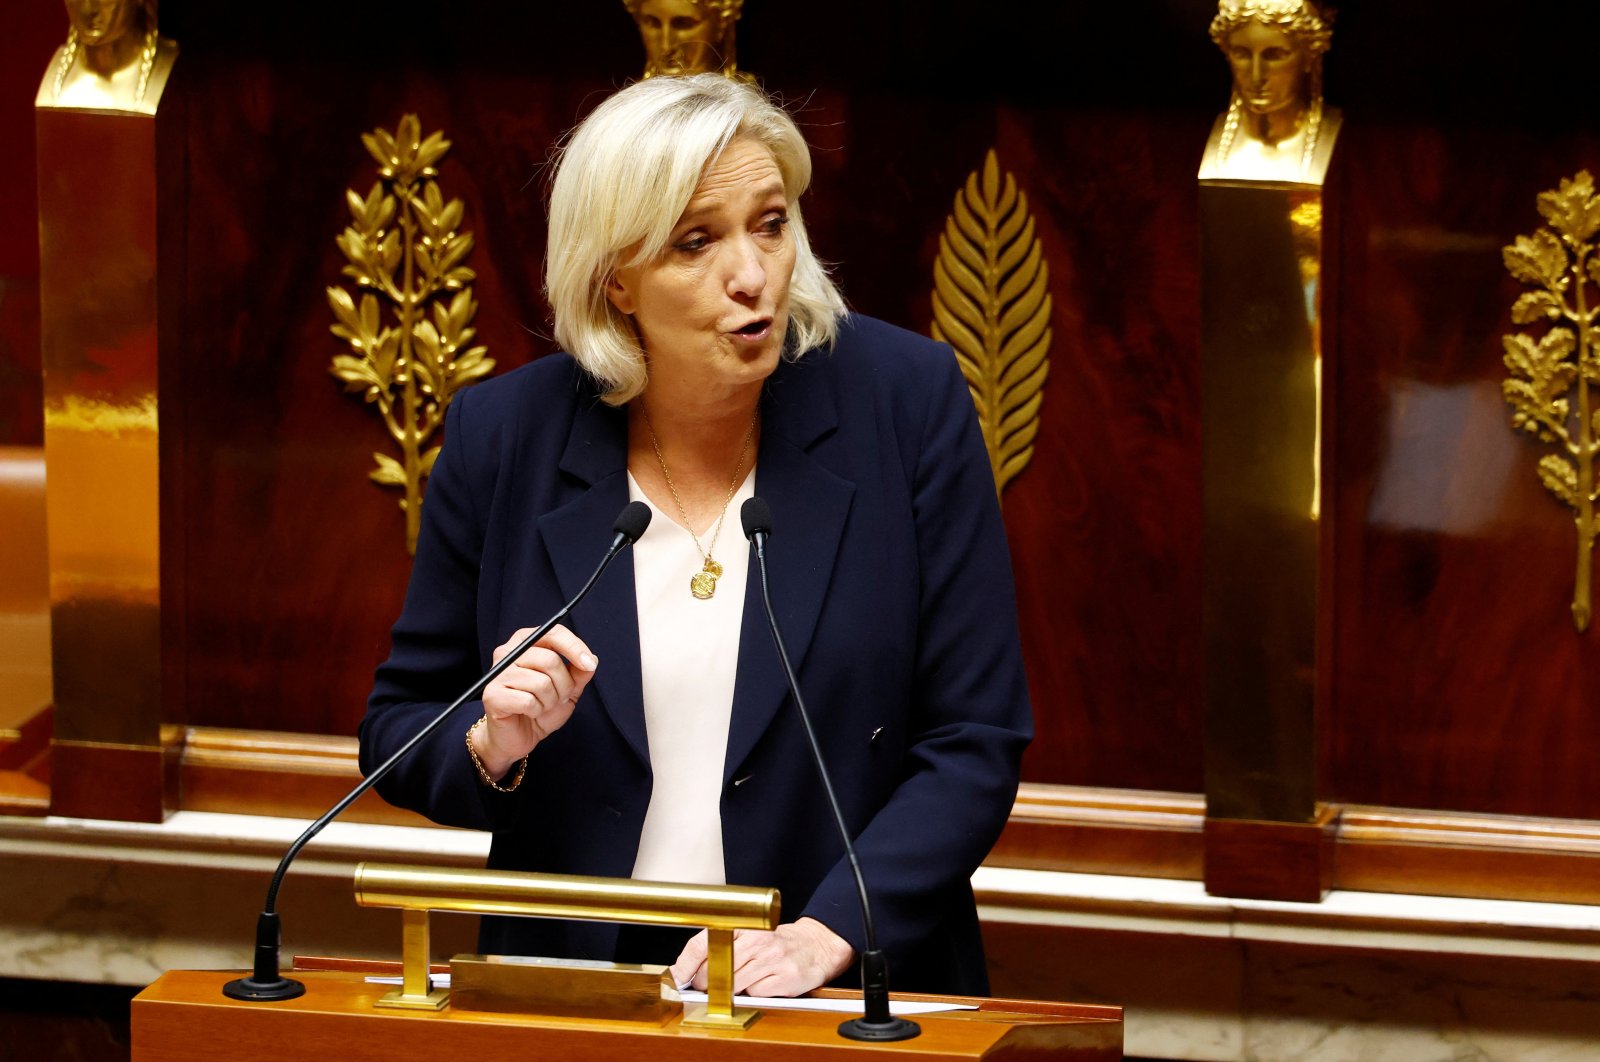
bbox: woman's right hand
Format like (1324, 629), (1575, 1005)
(473, 624), (598, 780)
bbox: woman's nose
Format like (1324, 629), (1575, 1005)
(726, 238), (766, 299)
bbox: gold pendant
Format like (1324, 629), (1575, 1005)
(690, 558), (722, 600)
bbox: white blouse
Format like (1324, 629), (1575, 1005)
(626, 468), (755, 885)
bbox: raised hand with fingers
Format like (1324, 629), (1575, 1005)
(471, 623), (598, 782)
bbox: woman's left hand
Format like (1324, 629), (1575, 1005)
(669, 917), (855, 997)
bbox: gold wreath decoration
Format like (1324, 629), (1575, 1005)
(931, 149), (1052, 502)
(1502, 169), (1600, 632)
(327, 115), (494, 555)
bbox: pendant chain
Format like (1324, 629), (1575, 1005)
(643, 406), (758, 600)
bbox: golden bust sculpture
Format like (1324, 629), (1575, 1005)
(623, 0), (748, 80)
(1198, 0), (1339, 184)
(36, 0), (178, 116)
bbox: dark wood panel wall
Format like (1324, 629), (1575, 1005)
(0, 7), (62, 446)
(9, 1), (1600, 824)
(1329, 118), (1600, 819)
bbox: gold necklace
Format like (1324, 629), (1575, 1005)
(643, 407), (758, 600)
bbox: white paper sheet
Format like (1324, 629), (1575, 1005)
(676, 989), (975, 1016)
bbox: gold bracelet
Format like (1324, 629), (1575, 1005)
(466, 716), (528, 792)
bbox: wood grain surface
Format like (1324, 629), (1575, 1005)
(133, 968), (1123, 1062)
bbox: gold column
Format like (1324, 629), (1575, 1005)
(1198, 179), (1339, 904)
(35, 16), (181, 822)
(1198, 0), (1341, 902)
(1200, 184), (1322, 823)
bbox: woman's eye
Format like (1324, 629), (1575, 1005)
(674, 234), (709, 253)
(760, 215), (790, 235)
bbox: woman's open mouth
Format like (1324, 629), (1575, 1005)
(731, 318), (773, 341)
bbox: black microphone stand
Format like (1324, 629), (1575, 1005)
(743, 498), (920, 1042)
(223, 502), (650, 1001)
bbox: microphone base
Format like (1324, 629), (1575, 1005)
(222, 975), (306, 1002)
(838, 1016), (921, 1042)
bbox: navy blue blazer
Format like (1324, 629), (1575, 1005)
(360, 314), (1032, 995)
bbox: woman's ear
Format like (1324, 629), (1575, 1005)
(604, 269), (637, 316)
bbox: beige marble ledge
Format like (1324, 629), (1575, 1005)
(6, 814), (1597, 959)
(0, 812), (485, 985)
(0, 809), (489, 875)
(972, 867), (1600, 963)
(6, 813), (1599, 975)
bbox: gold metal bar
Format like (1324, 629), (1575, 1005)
(354, 863), (779, 930)
(706, 928), (733, 1017)
(37, 105), (173, 823)
(680, 927), (758, 1030)
(1198, 182), (1324, 825)
(356, 864), (773, 1026)
(450, 955), (673, 1021)
(401, 908), (430, 998)
(375, 907), (448, 1010)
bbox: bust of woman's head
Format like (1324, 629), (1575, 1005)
(623, 0), (745, 79)
(63, 0), (158, 75)
(65, 0), (146, 48)
(41, 0), (173, 114)
(1198, 0), (1337, 181)
(1209, 0), (1331, 134)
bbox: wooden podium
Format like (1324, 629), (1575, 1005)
(133, 963), (1123, 1060)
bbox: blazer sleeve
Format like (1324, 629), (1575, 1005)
(358, 383), (524, 831)
(798, 346), (1033, 961)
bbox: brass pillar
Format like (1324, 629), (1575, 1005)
(1197, 0), (1344, 902)
(1198, 179), (1337, 900)
(36, 52), (182, 822)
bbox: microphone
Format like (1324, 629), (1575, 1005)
(739, 497), (920, 1042)
(223, 501), (652, 1002)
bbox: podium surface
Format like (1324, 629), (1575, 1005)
(134, 968), (1122, 1060)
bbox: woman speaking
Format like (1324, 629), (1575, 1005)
(360, 73), (1032, 998)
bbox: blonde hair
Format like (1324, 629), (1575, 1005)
(545, 74), (847, 405)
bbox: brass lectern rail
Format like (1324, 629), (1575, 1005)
(353, 862), (780, 1029)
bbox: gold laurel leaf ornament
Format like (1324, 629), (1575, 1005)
(1502, 170), (1600, 632)
(930, 149), (1053, 503)
(327, 115), (494, 555)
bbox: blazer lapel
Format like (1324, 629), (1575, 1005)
(531, 357), (854, 782)
(724, 357), (855, 783)
(538, 396), (650, 768)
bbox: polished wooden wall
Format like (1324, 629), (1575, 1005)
(1316, 9), (1600, 822)
(0, 8), (61, 447)
(11, 1), (1600, 827)
(1330, 117), (1600, 820)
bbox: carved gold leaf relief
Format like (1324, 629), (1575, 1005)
(931, 150), (1053, 502)
(328, 115), (494, 555)
(1502, 169), (1600, 632)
